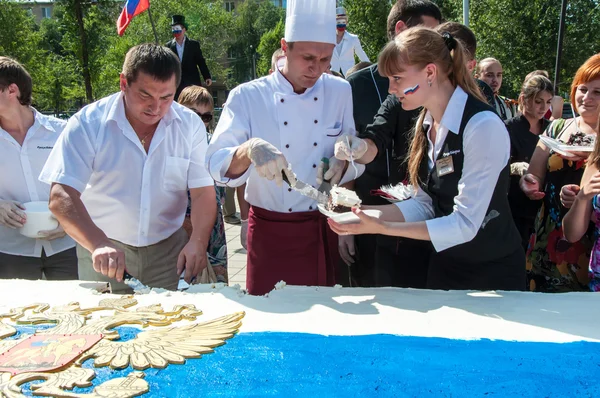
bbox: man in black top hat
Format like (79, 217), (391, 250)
(166, 15), (212, 99)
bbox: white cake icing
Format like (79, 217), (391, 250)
(330, 186), (361, 208)
(0, 280), (598, 343)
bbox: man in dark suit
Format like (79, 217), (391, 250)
(166, 15), (212, 99)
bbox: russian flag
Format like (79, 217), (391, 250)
(116, 0), (149, 36)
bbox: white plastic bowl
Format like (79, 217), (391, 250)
(317, 204), (382, 224)
(18, 201), (58, 239)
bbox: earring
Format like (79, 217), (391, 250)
(428, 80), (432, 87)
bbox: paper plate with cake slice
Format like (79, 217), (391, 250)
(539, 134), (594, 156)
(318, 186), (382, 224)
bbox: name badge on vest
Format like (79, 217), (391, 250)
(435, 156), (454, 177)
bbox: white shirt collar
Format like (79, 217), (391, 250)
(0, 108), (56, 145)
(273, 67), (320, 96)
(423, 85), (468, 135)
(32, 108), (59, 133)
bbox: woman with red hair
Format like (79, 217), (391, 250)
(520, 53), (600, 292)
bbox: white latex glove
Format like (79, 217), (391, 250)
(334, 134), (368, 161)
(338, 235), (356, 266)
(246, 138), (296, 186)
(38, 223), (67, 240)
(510, 161), (529, 176)
(316, 157), (346, 186)
(240, 219), (248, 250)
(0, 200), (26, 229)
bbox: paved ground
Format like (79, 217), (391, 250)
(224, 220), (247, 289)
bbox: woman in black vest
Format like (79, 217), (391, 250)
(330, 27), (525, 291)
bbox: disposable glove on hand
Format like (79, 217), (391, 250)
(334, 134), (368, 161)
(338, 235), (356, 266)
(316, 157), (346, 186)
(246, 138), (296, 186)
(240, 219), (248, 250)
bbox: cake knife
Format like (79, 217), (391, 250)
(122, 271), (151, 293)
(282, 169), (329, 205)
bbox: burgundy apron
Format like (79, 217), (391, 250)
(246, 206), (339, 295)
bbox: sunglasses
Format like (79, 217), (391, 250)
(195, 111), (213, 123)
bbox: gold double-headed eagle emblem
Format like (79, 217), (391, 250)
(0, 296), (245, 397)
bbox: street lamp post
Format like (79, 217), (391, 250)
(554, 0), (568, 95)
(250, 45), (257, 80)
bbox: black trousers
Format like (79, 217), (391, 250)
(427, 246), (526, 291)
(375, 236), (431, 288)
(0, 248), (78, 280)
(337, 234), (378, 287)
(513, 215), (535, 252)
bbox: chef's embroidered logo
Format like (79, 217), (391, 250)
(442, 149), (461, 157)
(37, 146), (53, 150)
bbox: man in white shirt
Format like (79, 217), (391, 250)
(0, 57), (77, 280)
(40, 44), (217, 292)
(330, 7), (370, 76)
(206, 0), (363, 295)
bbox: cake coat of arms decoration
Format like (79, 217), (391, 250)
(0, 297), (245, 397)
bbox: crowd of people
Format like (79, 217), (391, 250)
(1, 0), (599, 296)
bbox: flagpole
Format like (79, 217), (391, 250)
(147, 6), (159, 44)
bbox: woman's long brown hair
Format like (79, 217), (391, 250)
(378, 27), (486, 187)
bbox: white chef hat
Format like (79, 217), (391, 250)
(285, 0), (336, 45)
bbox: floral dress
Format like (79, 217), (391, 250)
(589, 196), (600, 291)
(526, 119), (593, 292)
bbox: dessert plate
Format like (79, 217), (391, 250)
(539, 136), (593, 156)
(317, 204), (382, 224)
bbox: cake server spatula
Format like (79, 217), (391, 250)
(282, 168), (329, 205)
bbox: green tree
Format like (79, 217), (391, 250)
(256, 19), (284, 77)
(96, 0), (235, 97)
(0, 0), (59, 110)
(229, 0), (284, 84)
(432, 0), (600, 98)
(0, 1), (42, 66)
(51, 0), (122, 103)
(341, 0), (392, 61)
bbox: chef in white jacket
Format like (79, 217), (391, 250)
(206, 0), (363, 295)
(330, 7), (370, 76)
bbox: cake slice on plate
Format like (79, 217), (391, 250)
(326, 186), (361, 213)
